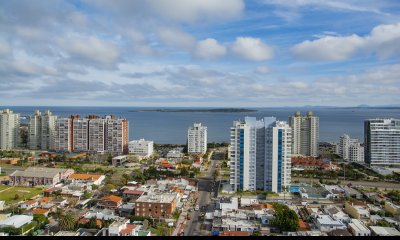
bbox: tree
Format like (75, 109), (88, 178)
(270, 203), (299, 232)
(376, 220), (392, 227)
(83, 191), (93, 199)
(14, 194), (20, 200)
(132, 170), (146, 184)
(59, 213), (77, 231)
(180, 167), (189, 177)
(172, 209), (181, 220)
(121, 173), (132, 185)
(33, 214), (49, 228)
(107, 154), (113, 164)
(87, 217), (98, 229)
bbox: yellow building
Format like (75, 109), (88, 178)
(384, 202), (400, 215)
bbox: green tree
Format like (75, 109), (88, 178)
(172, 209), (181, 220)
(107, 154), (113, 164)
(132, 170), (146, 184)
(59, 213), (77, 231)
(87, 217), (98, 229)
(180, 167), (189, 177)
(33, 214), (49, 228)
(376, 220), (391, 227)
(83, 190), (93, 199)
(271, 203), (299, 232)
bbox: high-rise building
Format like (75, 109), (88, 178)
(365, 119), (400, 167)
(129, 139), (154, 157)
(229, 117), (291, 193)
(0, 109), (20, 150)
(105, 116), (129, 155)
(54, 115), (129, 154)
(29, 110), (57, 150)
(337, 134), (364, 162)
(54, 118), (72, 152)
(88, 116), (106, 153)
(187, 122), (207, 154)
(289, 111), (319, 157)
(72, 117), (89, 152)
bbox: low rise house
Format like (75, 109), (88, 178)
(9, 167), (74, 186)
(324, 206), (351, 224)
(20, 200), (39, 210)
(122, 190), (145, 202)
(109, 219), (142, 236)
(99, 195), (123, 209)
(0, 215), (33, 228)
(315, 215), (346, 232)
(385, 201), (400, 216)
(68, 173), (105, 186)
(342, 186), (363, 199)
(328, 229), (352, 236)
(344, 201), (370, 219)
(348, 219), (371, 236)
(370, 226), (400, 236)
(31, 208), (51, 217)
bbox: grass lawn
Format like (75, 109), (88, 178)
(0, 186), (44, 204)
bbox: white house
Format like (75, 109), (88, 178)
(348, 219), (371, 236)
(315, 215), (346, 232)
(0, 215), (33, 228)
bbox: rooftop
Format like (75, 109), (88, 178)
(136, 193), (176, 204)
(69, 173), (103, 181)
(101, 195), (122, 203)
(316, 215), (345, 226)
(11, 167), (72, 178)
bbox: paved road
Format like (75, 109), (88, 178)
(183, 153), (219, 236)
(295, 177), (400, 190)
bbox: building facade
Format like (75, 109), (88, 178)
(0, 109), (20, 150)
(289, 111), (319, 157)
(134, 193), (177, 219)
(29, 110), (57, 150)
(187, 123), (207, 154)
(54, 115), (129, 154)
(9, 167), (74, 186)
(337, 134), (364, 162)
(54, 118), (72, 152)
(364, 119), (400, 167)
(229, 117), (291, 193)
(128, 139), (154, 157)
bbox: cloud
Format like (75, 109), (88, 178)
(292, 22), (400, 61)
(193, 38), (226, 60)
(56, 35), (120, 67)
(0, 39), (11, 56)
(157, 27), (196, 51)
(231, 37), (274, 61)
(85, 0), (244, 23)
(255, 66), (269, 74)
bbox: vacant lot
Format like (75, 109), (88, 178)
(0, 186), (44, 204)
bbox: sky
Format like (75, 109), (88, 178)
(0, 0), (400, 107)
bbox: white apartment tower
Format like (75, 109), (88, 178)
(289, 111), (319, 157)
(105, 116), (129, 155)
(229, 117), (291, 193)
(365, 119), (400, 167)
(54, 118), (72, 152)
(29, 110), (57, 150)
(72, 117), (89, 152)
(0, 109), (20, 150)
(88, 116), (106, 153)
(337, 134), (364, 162)
(129, 139), (154, 157)
(187, 123), (207, 154)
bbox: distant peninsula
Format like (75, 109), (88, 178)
(129, 108), (257, 113)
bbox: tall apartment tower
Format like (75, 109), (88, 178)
(0, 109), (20, 150)
(337, 134), (364, 162)
(29, 110), (57, 150)
(105, 116), (129, 155)
(289, 111), (319, 157)
(88, 115), (106, 153)
(54, 118), (72, 152)
(72, 116), (89, 152)
(365, 119), (400, 167)
(229, 117), (291, 193)
(187, 122), (207, 154)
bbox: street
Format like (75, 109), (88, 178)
(183, 151), (221, 236)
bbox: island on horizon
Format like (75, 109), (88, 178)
(129, 108), (258, 113)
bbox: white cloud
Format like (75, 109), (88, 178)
(147, 0), (244, 22)
(0, 39), (11, 56)
(292, 22), (400, 61)
(87, 0), (244, 23)
(157, 27), (196, 51)
(255, 66), (269, 74)
(292, 34), (364, 61)
(57, 35), (120, 66)
(193, 38), (226, 60)
(231, 37), (274, 61)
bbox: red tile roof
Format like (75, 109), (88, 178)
(123, 190), (144, 195)
(120, 224), (136, 235)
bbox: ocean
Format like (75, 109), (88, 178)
(3, 106), (400, 144)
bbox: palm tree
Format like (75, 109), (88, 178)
(59, 213), (77, 231)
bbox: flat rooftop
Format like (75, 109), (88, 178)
(136, 194), (176, 204)
(10, 167), (71, 178)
